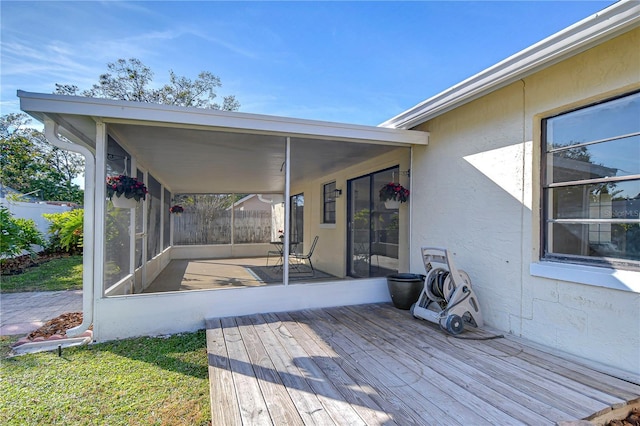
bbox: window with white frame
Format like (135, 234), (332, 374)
(323, 181), (337, 224)
(542, 91), (640, 269)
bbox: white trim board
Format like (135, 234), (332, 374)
(530, 261), (640, 294)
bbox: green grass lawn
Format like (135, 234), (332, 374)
(0, 256), (83, 293)
(0, 256), (210, 424)
(0, 331), (211, 425)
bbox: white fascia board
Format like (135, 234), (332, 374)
(381, 0), (640, 129)
(18, 90), (428, 146)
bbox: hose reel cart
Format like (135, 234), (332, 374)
(411, 247), (484, 335)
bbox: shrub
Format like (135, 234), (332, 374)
(0, 206), (45, 258)
(44, 209), (84, 254)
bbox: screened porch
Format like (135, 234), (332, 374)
(18, 91), (428, 340)
(103, 128), (416, 297)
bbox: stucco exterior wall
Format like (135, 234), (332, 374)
(409, 28), (640, 374)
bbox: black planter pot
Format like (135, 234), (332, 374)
(386, 273), (425, 310)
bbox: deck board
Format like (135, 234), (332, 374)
(484, 335), (640, 401)
(234, 315), (305, 425)
(286, 310), (426, 426)
(273, 311), (396, 425)
(220, 316), (273, 425)
(345, 305), (569, 423)
(205, 318), (243, 426)
(206, 303), (639, 425)
(261, 311), (367, 425)
(335, 305), (551, 425)
(246, 313), (335, 425)
(318, 306), (519, 425)
(298, 308), (465, 426)
(365, 303), (622, 418)
(362, 304), (616, 418)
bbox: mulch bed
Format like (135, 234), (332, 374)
(0, 251), (72, 276)
(12, 312), (91, 348)
(27, 312), (86, 340)
(606, 407), (640, 426)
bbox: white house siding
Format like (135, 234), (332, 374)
(409, 28), (640, 375)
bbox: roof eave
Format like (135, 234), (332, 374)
(18, 90), (428, 146)
(380, 0), (640, 130)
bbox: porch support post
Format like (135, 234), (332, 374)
(129, 157), (137, 288)
(283, 137), (291, 285)
(230, 197), (235, 246)
(141, 170), (148, 288)
(94, 121), (107, 300)
(409, 145), (414, 272)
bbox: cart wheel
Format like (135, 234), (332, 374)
(445, 314), (464, 335)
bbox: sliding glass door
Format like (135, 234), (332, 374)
(290, 193), (304, 255)
(347, 167), (400, 278)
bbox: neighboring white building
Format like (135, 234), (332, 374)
(230, 194), (275, 212)
(17, 0), (639, 377)
(0, 186), (74, 243)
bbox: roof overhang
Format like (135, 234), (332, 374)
(381, 0), (640, 130)
(19, 91), (428, 193)
(19, 90), (428, 146)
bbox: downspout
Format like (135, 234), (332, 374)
(44, 119), (95, 337)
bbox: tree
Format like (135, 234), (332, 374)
(55, 58), (240, 111)
(3, 59), (239, 204)
(0, 113), (84, 204)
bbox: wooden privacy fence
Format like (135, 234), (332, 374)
(173, 210), (272, 245)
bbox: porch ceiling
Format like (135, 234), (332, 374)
(18, 91), (428, 194)
(109, 123), (402, 193)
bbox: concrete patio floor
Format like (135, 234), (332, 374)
(144, 257), (267, 293)
(143, 257), (340, 293)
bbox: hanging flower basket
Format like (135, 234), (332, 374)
(111, 195), (138, 209)
(169, 205), (184, 214)
(106, 175), (147, 209)
(384, 200), (401, 209)
(379, 182), (409, 209)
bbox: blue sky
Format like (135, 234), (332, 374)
(1, 1), (617, 126)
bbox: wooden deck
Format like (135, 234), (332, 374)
(205, 303), (640, 425)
